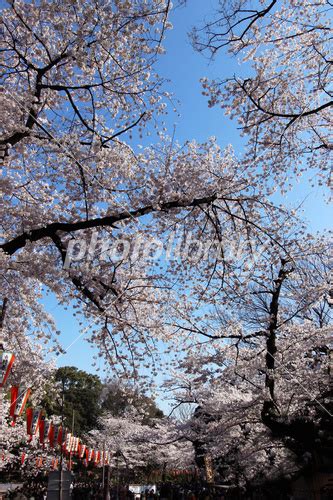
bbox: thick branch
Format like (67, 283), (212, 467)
(1, 193), (218, 256)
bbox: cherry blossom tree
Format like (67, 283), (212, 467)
(0, 0), (297, 378)
(165, 238), (332, 487)
(192, 0), (332, 187)
(1, 2), (331, 489)
(89, 408), (194, 475)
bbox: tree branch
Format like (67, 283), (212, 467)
(1, 193), (218, 256)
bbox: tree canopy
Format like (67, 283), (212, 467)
(42, 366), (103, 435)
(0, 0), (332, 493)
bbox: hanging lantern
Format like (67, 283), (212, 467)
(65, 432), (72, 452)
(26, 408), (42, 441)
(69, 436), (75, 453)
(39, 413), (50, 445)
(0, 350), (15, 387)
(57, 426), (63, 446)
(79, 444), (86, 459)
(73, 437), (80, 454)
(53, 424), (59, 444)
(10, 386), (18, 419)
(10, 386), (31, 425)
(41, 418), (51, 446)
(31, 409), (41, 435)
(94, 450), (101, 464)
(87, 448), (94, 462)
(70, 436), (78, 454)
(26, 408), (33, 437)
(52, 424), (63, 447)
(48, 423), (55, 447)
(39, 414), (45, 444)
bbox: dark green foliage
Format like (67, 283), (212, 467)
(42, 366), (103, 436)
(41, 367), (163, 436)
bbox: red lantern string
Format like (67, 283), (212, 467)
(8, 399), (111, 470)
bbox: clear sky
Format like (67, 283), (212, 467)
(43, 1), (331, 403)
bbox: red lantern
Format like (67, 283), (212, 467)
(40, 418), (51, 446)
(79, 444), (86, 458)
(56, 425), (63, 446)
(48, 423), (55, 447)
(10, 386), (31, 425)
(65, 432), (72, 452)
(26, 408), (33, 437)
(94, 450), (100, 464)
(39, 413), (50, 445)
(26, 408), (41, 441)
(31, 409), (41, 435)
(72, 437), (79, 453)
(9, 386), (18, 419)
(0, 351), (15, 387)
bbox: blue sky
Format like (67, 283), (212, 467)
(43, 1), (331, 399)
